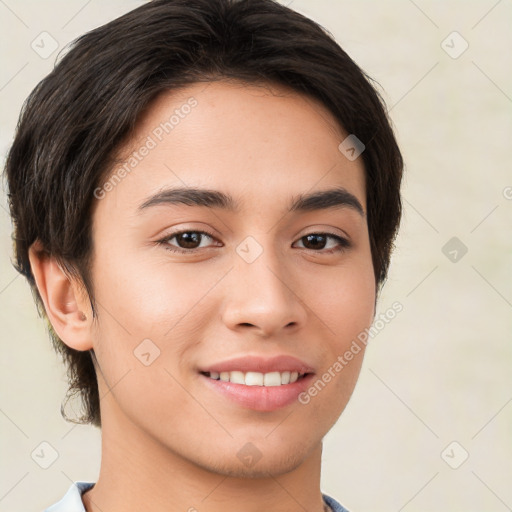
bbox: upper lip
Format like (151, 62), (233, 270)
(199, 355), (315, 374)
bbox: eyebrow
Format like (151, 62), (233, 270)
(138, 186), (365, 217)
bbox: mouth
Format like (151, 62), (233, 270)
(199, 370), (315, 412)
(197, 354), (316, 411)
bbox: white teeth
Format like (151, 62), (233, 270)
(244, 372), (263, 386)
(205, 370), (306, 386)
(263, 372), (282, 386)
(230, 371), (245, 385)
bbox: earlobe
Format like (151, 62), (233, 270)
(28, 240), (93, 351)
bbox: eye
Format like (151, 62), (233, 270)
(294, 232), (351, 253)
(158, 229), (220, 253)
(157, 230), (351, 254)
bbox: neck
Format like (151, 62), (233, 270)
(82, 392), (327, 512)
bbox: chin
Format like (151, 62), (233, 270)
(194, 437), (318, 479)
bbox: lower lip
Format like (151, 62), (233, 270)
(200, 373), (315, 412)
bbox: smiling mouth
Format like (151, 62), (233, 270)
(200, 370), (311, 387)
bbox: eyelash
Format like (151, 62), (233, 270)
(157, 229), (351, 254)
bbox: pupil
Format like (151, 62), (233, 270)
(305, 234), (326, 249)
(178, 232), (200, 248)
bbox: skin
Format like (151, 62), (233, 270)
(29, 80), (376, 512)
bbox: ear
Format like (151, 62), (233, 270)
(28, 240), (93, 351)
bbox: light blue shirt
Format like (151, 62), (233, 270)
(44, 481), (350, 511)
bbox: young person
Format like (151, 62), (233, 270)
(4, 0), (403, 510)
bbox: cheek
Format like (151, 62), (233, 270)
(314, 254), (376, 348)
(89, 248), (221, 376)
(302, 252), (375, 408)
(89, 255), (204, 429)
(93, 245), (198, 332)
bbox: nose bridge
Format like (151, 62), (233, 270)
(221, 234), (306, 335)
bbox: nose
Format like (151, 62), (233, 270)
(221, 238), (308, 338)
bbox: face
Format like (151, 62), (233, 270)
(87, 80), (376, 476)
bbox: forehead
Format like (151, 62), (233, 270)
(98, 80), (366, 217)
(133, 79), (344, 142)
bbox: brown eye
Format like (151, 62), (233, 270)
(159, 230), (219, 253)
(295, 233), (350, 253)
(174, 232), (204, 249)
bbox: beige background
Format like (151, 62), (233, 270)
(1, 1), (511, 511)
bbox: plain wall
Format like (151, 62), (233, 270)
(1, 1), (511, 511)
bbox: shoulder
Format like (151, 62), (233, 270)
(44, 481), (95, 512)
(323, 492), (351, 512)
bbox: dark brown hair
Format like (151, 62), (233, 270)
(4, 0), (403, 428)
